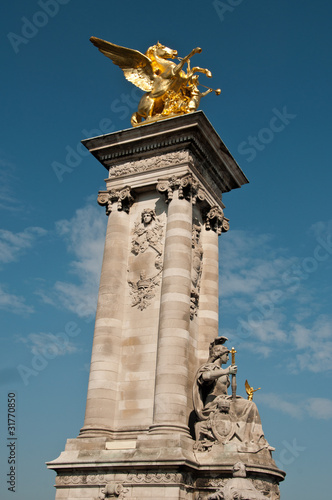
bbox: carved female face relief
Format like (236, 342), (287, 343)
(143, 212), (153, 224)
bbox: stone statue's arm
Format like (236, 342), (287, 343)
(201, 365), (237, 382)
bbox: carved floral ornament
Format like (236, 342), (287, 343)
(97, 186), (134, 215)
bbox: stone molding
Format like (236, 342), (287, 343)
(100, 133), (197, 165)
(55, 471), (279, 499)
(97, 187), (134, 215)
(56, 471), (194, 487)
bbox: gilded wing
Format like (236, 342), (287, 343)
(245, 379), (251, 395)
(90, 37), (155, 91)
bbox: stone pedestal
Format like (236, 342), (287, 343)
(47, 112), (284, 499)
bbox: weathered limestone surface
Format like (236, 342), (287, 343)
(47, 112), (284, 499)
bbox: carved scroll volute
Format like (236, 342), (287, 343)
(157, 173), (206, 204)
(98, 482), (128, 499)
(205, 206), (229, 235)
(97, 187), (134, 215)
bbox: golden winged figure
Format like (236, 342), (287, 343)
(245, 380), (261, 401)
(90, 37), (221, 127)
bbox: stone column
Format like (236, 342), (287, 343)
(197, 225), (220, 362)
(197, 207), (229, 361)
(149, 184), (193, 436)
(80, 190), (132, 436)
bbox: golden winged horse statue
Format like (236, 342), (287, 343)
(90, 37), (220, 127)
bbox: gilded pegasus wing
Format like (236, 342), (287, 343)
(245, 379), (251, 395)
(90, 37), (155, 92)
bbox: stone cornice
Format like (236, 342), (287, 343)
(82, 111), (249, 195)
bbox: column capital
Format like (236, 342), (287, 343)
(97, 186), (135, 215)
(156, 172), (205, 204)
(205, 206), (230, 235)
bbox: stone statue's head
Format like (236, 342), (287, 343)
(208, 336), (229, 361)
(232, 461), (247, 478)
(141, 208), (156, 224)
(209, 344), (230, 362)
(141, 208), (156, 225)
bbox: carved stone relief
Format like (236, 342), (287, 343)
(97, 482), (128, 499)
(128, 208), (165, 310)
(205, 463), (271, 500)
(191, 223), (203, 320)
(97, 187), (134, 215)
(109, 150), (190, 177)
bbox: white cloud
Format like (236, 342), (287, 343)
(258, 393), (332, 420)
(0, 226), (47, 264)
(305, 398), (332, 419)
(290, 315), (332, 373)
(257, 393), (303, 419)
(17, 332), (78, 357)
(0, 284), (34, 315)
(39, 201), (107, 318)
(219, 227), (332, 372)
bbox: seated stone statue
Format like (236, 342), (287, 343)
(193, 337), (273, 453)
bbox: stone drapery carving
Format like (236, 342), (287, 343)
(97, 187), (134, 215)
(205, 206), (229, 235)
(191, 223), (204, 320)
(128, 208), (165, 310)
(109, 150), (190, 177)
(193, 337), (273, 454)
(157, 173), (205, 204)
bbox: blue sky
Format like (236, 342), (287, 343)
(1, 0), (331, 498)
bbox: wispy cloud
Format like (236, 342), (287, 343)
(0, 226), (47, 264)
(17, 332), (78, 357)
(289, 315), (332, 373)
(258, 393), (332, 420)
(220, 225), (332, 373)
(0, 283), (34, 315)
(39, 200), (106, 318)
